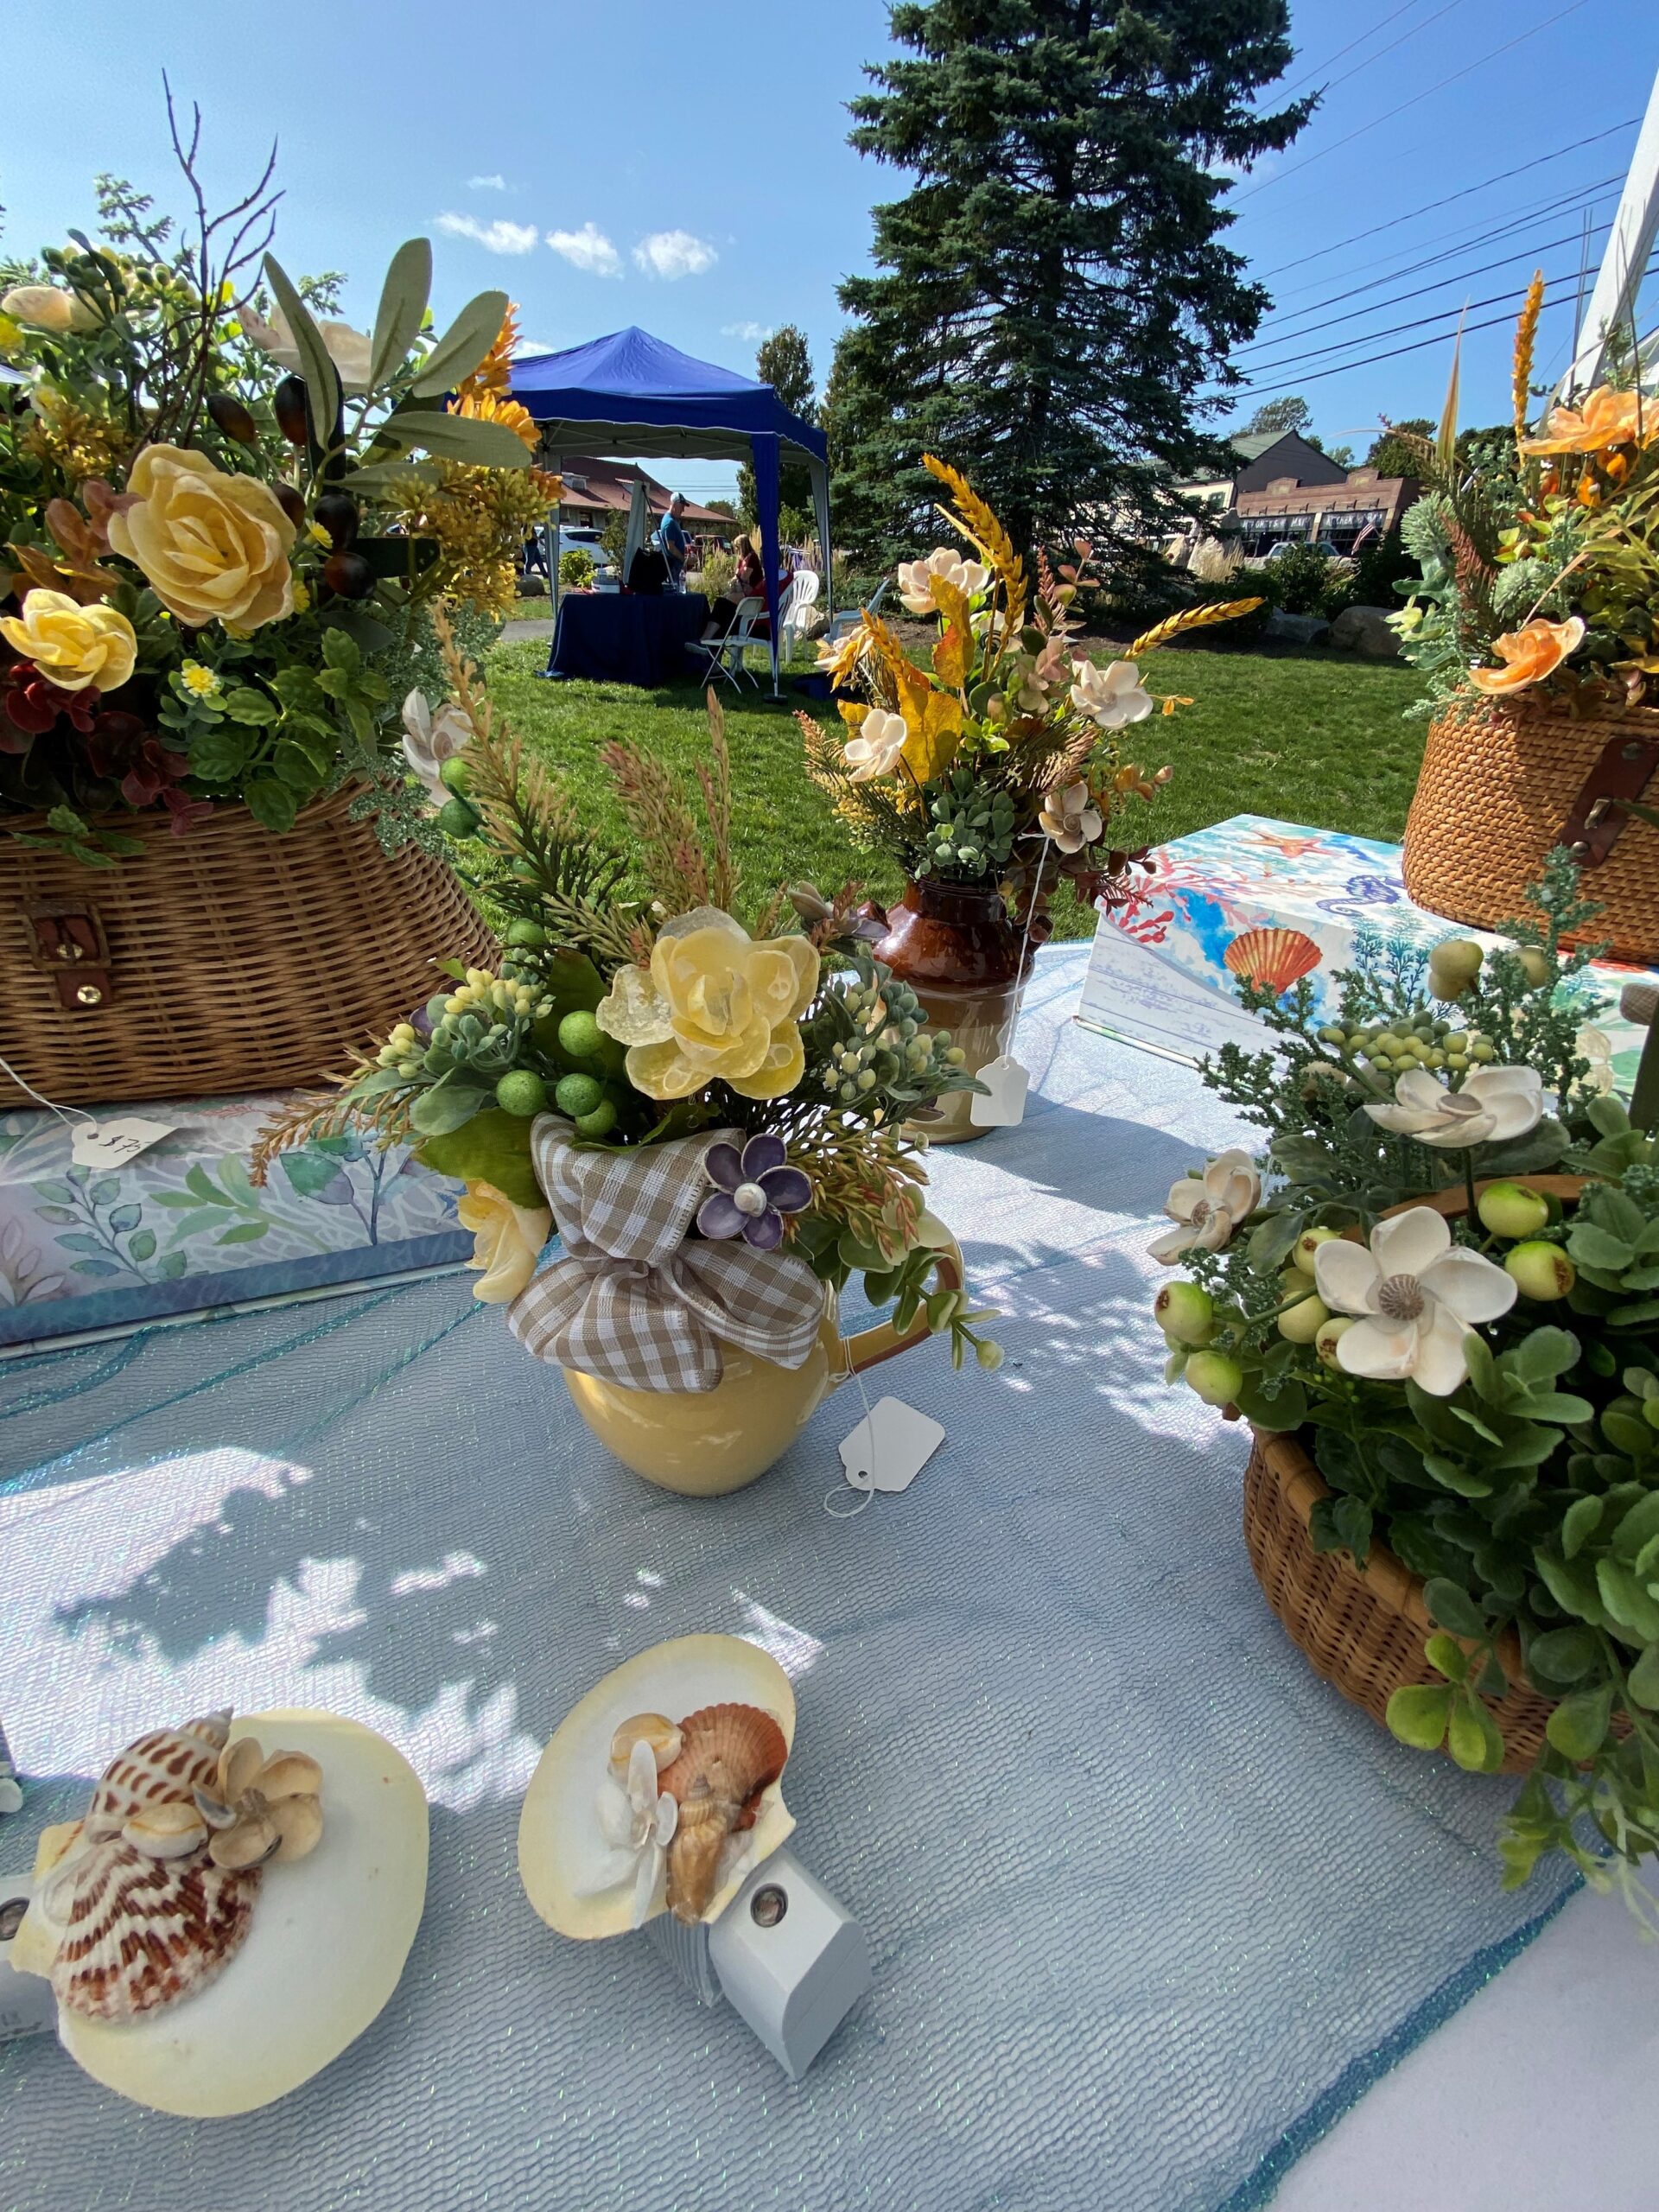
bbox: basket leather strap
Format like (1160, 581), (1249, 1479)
(1557, 730), (1659, 868)
(23, 905), (112, 1011)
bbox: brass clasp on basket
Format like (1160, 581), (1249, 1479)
(22, 905), (113, 1011)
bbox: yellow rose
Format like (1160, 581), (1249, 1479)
(0, 284), (98, 335)
(0, 588), (137, 693)
(595, 907), (820, 1102)
(105, 442), (296, 631)
(456, 1179), (551, 1304)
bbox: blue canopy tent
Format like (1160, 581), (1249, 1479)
(509, 327), (830, 694)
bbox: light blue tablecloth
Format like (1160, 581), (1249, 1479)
(0, 945), (1576, 2212)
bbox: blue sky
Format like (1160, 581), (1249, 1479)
(3, 1), (1656, 497)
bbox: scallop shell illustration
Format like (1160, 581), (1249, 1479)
(1223, 926), (1321, 996)
(13, 1711), (429, 2117)
(658, 1705), (789, 1925)
(520, 1634), (797, 1941)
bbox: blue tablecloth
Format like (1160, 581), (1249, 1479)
(0, 945), (1578, 2212)
(544, 592), (709, 686)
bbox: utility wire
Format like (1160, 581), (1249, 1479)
(1274, 0), (1436, 99)
(1238, 213), (1615, 358)
(1232, 0), (1597, 206)
(1240, 258), (1599, 378)
(1281, 0), (1474, 105)
(1263, 171), (1624, 313)
(1249, 120), (1643, 281)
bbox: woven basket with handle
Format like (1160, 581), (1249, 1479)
(1402, 695), (1659, 964)
(2, 786), (496, 1109)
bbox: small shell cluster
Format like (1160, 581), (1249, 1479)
(41, 1711), (325, 2023)
(607, 1704), (788, 1926)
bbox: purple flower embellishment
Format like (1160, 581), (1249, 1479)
(696, 1134), (812, 1252)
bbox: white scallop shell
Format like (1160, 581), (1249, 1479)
(518, 1634), (795, 1940)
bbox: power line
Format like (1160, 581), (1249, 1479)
(1249, 120), (1643, 281)
(1275, 0), (1435, 99)
(1284, 0), (1475, 105)
(1238, 213), (1615, 359)
(1239, 259), (1595, 379)
(1232, 0), (1597, 206)
(1264, 170), (1625, 312)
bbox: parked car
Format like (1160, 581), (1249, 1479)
(1264, 537), (1340, 562)
(522, 525), (620, 591)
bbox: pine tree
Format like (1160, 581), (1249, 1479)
(737, 324), (818, 531)
(1245, 396), (1313, 439)
(831, 1), (1313, 568)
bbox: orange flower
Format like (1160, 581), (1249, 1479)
(1520, 385), (1654, 455)
(1467, 616), (1585, 696)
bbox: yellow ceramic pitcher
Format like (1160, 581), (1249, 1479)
(561, 1236), (963, 1496)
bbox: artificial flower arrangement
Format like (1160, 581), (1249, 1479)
(802, 456), (1261, 924)
(252, 622), (1000, 1395)
(1149, 856), (1659, 1916)
(0, 107), (556, 862)
(1389, 275), (1658, 714)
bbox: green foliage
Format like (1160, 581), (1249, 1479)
(1166, 861), (1659, 1915)
(736, 324), (818, 527)
(828, 0), (1315, 570)
(1245, 397), (1313, 438)
(559, 549), (596, 591)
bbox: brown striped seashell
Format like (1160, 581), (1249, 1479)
(657, 1705), (788, 1925)
(1223, 927), (1321, 997)
(50, 1838), (259, 2023)
(82, 1713), (232, 1840)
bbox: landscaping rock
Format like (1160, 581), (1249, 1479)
(798, 607), (829, 640)
(1330, 604), (1401, 658)
(1263, 610), (1330, 647)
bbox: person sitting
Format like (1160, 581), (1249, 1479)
(701, 534), (768, 640)
(658, 493), (689, 591)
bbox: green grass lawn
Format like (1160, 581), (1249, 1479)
(484, 639), (1427, 939)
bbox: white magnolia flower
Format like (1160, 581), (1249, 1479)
(1313, 1207), (1516, 1397)
(1070, 658), (1154, 728)
(1576, 1024), (1616, 1096)
(1149, 1148), (1261, 1265)
(1364, 1065), (1543, 1149)
(579, 1737), (679, 1929)
(843, 707), (909, 783)
(242, 307), (375, 394)
(401, 688), (473, 802)
(1038, 779), (1103, 854)
(896, 547), (991, 614)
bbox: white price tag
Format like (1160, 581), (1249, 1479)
(839, 1395), (945, 1496)
(969, 1054), (1029, 1128)
(69, 1115), (171, 1172)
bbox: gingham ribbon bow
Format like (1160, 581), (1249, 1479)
(507, 1117), (825, 1393)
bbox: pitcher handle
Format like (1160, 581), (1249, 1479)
(839, 1236), (963, 1376)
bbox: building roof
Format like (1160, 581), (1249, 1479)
(1229, 430), (1297, 461)
(555, 457), (731, 529)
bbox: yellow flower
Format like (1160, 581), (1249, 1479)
(290, 578), (312, 613)
(1520, 385), (1656, 456)
(1467, 615), (1584, 696)
(180, 658), (222, 699)
(106, 442), (296, 631)
(0, 588), (136, 692)
(0, 284), (98, 335)
(594, 908), (820, 1102)
(456, 1180), (551, 1303)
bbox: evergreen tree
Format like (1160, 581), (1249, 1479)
(1245, 395), (1313, 439)
(831, 1), (1313, 568)
(737, 323), (818, 530)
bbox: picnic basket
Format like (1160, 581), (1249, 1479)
(1402, 696), (1659, 964)
(2, 787), (495, 1109)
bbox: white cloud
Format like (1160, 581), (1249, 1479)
(546, 222), (623, 278)
(721, 320), (773, 341)
(437, 212), (539, 255)
(632, 229), (717, 281)
(468, 174), (507, 191)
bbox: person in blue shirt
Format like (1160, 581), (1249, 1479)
(658, 493), (689, 589)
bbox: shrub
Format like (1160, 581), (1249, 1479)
(559, 549), (595, 590)
(700, 547), (735, 601)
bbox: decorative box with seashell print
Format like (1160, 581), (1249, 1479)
(518, 1633), (871, 2077)
(3, 1705), (429, 2115)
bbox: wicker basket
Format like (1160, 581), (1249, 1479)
(2, 786), (495, 1109)
(1402, 696), (1659, 964)
(1243, 1427), (1554, 1772)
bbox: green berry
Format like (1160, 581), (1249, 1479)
(1277, 1276), (1330, 1343)
(1292, 1225), (1341, 1275)
(574, 1098), (618, 1138)
(436, 797), (481, 839)
(1154, 1281), (1216, 1347)
(1446, 1051), (1469, 1072)
(976, 1338), (1005, 1372)
(1315, 1315), (1356, 1367)
(1478, 1180), (1550, 1239)
(505, 918), (548, 949)
(555, 1072), (604, 1119)
(1318, 1026), (1346, 1045)
(1429, 938), (1484, 988)
(1516, 948), (1552, 987)
(1185, 1351), (1243, 1408)
(438, 754), (472, 796)
(494, 1070), (548, 1117)
(557, 1009), (605, 1060)
(1505, 1242), (1574, 1300)
(1470, 1042), (1497, 1065)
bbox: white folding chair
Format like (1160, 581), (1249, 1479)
(690, 595), (769, 690)
(822, 575), (888, 647)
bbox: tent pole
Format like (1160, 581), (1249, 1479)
(547, 449), (563, 634)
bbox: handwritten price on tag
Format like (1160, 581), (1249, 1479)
(69, 1116), (171, 1172)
